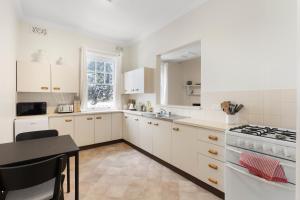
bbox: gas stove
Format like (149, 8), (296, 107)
(226, 125), (296, 161)
(229, 125), (296, 143)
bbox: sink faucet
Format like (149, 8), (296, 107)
(159, 108), (171, 116)
(160, 108), (167, 115)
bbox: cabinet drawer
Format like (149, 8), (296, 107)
(197, 128), (224, 146)
(197, 140), (225, 162)
(197, 153), (224, 191)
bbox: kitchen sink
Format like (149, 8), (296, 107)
(142, 112), (187, 122)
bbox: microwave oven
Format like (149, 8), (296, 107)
(16, 102), (47, 116)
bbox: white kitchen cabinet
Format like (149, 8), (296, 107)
(94, 114), (112, 143)
(74, 115), (95, 147)
(49, 116), (74, 139)
(123, 67), (154, 94)
(152, 119), (172, 163)
(171, 124), (198, 176)
(51, 64), (78, 93)
(140, 117), (154, 153)
(111, 113), (123, 140)
(17, 61), (51, 92)
(123, 114), (129, 141)
(128, 115), (141, 147)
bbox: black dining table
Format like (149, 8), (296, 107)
(0, 135), (80, 200)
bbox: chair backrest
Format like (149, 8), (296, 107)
(0, 154), (67, 199)
(16, 129), (59, 142)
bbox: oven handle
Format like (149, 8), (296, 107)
(226, 146), (295, 168)
(226, 164), (295, 191)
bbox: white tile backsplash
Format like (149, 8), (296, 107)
(17, 92), (75, 113)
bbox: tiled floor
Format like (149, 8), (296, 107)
(64, 143), (221, 200)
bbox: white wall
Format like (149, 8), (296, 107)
(18, 20), (128, 71)
(0, 0), (18, 143)
(128, 0), (297, 92)
(17, 20), (129, 111)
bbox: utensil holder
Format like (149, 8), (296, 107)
(225, 114), (239, 125)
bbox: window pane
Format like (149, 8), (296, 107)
(88, 74), (95, 84)
(88, 61), (95, 73)
(96, 62), (104, 72)
(105, 74), (112, 84)
(88, 85), (113, 105)
(96, 73), (104, 84)
(105, 63), (113, 73)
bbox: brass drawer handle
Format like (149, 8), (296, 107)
(87, 117), (93, 120)
(41, 86), (48, 90)
(208, 135), (218, 141)
(208, 149), (218, 155)
(124, 116), (128, 119)
(65, 119), (72, 122)
(208, 178), (218, 185)
(153, 123), (159, 126)
(96, 116), (102, 120)
(148, 122), (152, 125)
(208, 163), (218, 170)
(53, 87), (61, 90)
(173, 127), (179, 131)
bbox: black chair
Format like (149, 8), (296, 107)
(0, 154), (67, 200)
(15, 130), (71, 193)
(15, 130), (59, 142)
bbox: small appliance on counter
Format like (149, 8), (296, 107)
(17, 102), (47, 116)
(57, 104), (74, 113)
(73, 96), (81, 113)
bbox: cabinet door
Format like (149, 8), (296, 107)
(123, 114), (129, 141)
(127, 115), (140, 146)
(152, 119), (172, 163)
(123, 72), (131, 94)
(140, 117), (153, 153)
(17, 61), (51, 92)
(49, 117), (74, 139)
(51, 64), (78, 93)
(95, 114), (112, 143)
(133, 68), (144, 93)
(171, 124), (198, 176)
(74, 115), (95, 146)
(111, 113), (123, 140)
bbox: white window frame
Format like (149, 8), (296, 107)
(80, 48), (121, 111)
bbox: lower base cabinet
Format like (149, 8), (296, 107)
(152, 119), (172, 163)
(49, 116), (74, 139)
(74, 115), (95, 147)
(112, 113), (123, 140)
(171, 124), (198, 176)
(95, 114), (112, 143)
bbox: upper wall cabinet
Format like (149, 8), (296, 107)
(123, 67), (154, 94)
(17, 61), (51, 92)
(17, 61), (78, 93)
(51, 64), (78, 93)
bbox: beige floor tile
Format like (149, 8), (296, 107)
(64, 143), (221, 200)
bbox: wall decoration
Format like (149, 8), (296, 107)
(32, 25), (47, 36)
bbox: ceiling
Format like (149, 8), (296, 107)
(18, 0), (207, 45)
(161, 41), (201, 62)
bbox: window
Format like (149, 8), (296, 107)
(85, 51), (116, 109)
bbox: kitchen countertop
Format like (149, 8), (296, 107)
(15, 110), (123, 119)
(15, 110), (235, 132)
(173, 118), (235, 132)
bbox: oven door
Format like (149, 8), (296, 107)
(225, 146), (295, 200)
(225, 163), (295, 200)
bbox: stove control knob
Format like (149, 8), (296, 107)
(272, 146), (284, 155)
(254, 143), (263, 151)
(245, 141), (254, 149)
(237, 139), (245, 147)
(263, 144), (272, 153)
(284, 148), (294, 159)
